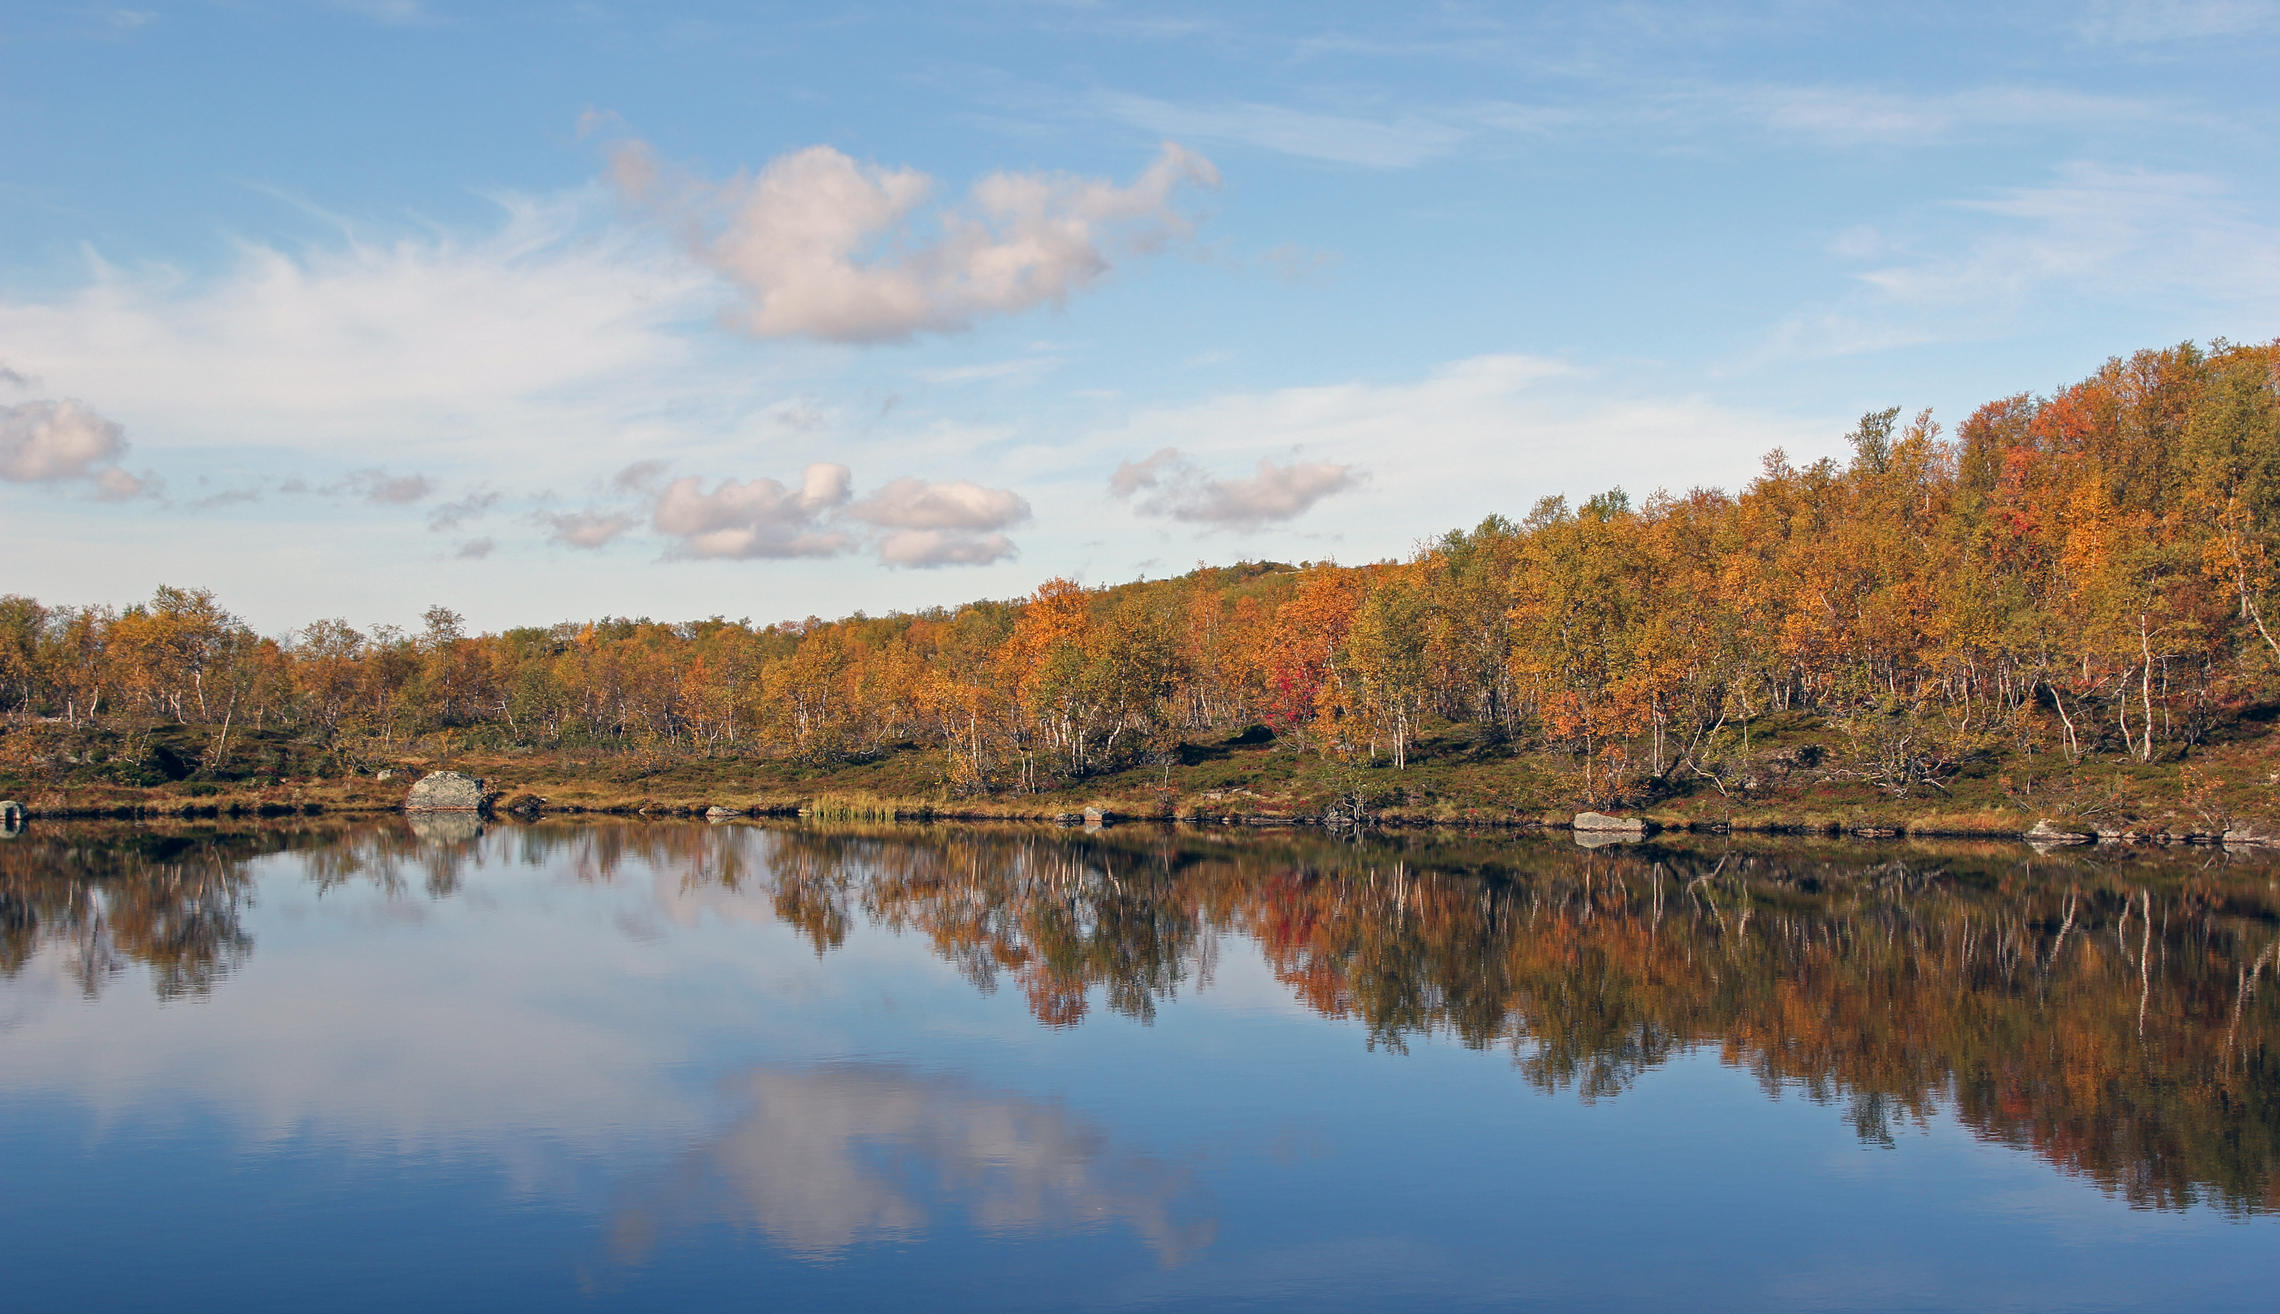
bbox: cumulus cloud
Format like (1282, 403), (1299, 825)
(0, 397), (155, 500)
(542, 510), (638, 550)
(1110, 448), (1359, 530)
(649, 463), (855, 559)
(845, 477), (1031, 532)
(606, 467), (1028, 565)
(875, 529), (1019, 568)
(842, 476), (1030, 567)
(611, 137), (1219, 342)
(0, 399), (128, 482)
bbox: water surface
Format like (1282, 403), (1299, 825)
(3, 819), (2275, 1311)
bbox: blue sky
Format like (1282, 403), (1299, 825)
(4, 0), (2277, 632)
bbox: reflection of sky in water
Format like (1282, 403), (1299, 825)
(0, 822), (2275, 1312)
(609, 1063), (1212, 1264)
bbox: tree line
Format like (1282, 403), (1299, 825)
(4, 339), (2277, 801)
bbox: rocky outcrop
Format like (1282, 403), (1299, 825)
(705, 805), (740, 820)
(1573, 811), (1649, 834)
(2223, 822), (2277, 849)
(406, 770), (486, 812)
(2025, 819), (2092, 845)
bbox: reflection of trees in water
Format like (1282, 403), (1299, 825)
(9, 819), (2277, 1214)
(0, 828), (272, 999)
(768, 830), (1204, 1026)
(757, 827), (2280, 1217)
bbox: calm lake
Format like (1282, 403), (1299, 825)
(2, 818), (2275, 1312)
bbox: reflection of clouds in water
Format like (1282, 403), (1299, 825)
(611, 1064), (1215, 1266)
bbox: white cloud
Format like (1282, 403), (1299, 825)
(875, 529), (1019, 568)
(842, 476), (1032, 567)
(0, 398), (128, 482)
(453, 537), (495, 560)
(0, 190), (724, 467)
(1110, 448), (1359, 530)
(612, 138), (1219, 341)
(845, 477), (1031, 533)
(649, 464), (855, 560)
(542, 510), (639, 550)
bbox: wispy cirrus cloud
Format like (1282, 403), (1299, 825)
(1763, 162), (2280, 359)
(1692, 84), (2184, 147)
(1094, 92), (1569, 168)
(0, 189), (724, 468)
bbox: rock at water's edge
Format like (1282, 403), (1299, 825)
(406, 770), (486, 812)
(1573, 811), (1649, 833)
(705, 805), (740, 820)
(2025, 819), (2091, 845)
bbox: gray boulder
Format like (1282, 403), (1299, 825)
(2025, 819), (2091, 845)
(2223, 822), (2276, 849)
(705, 805), (741, 821)
(406, 770), (486, 812)
(1573, 811), (1648, 833)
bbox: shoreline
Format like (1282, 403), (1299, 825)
(7, 787), (2271, 849)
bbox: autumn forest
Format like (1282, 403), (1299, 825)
(7, 339), (2280, 828)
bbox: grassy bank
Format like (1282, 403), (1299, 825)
(5, 713), (2275, 843)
